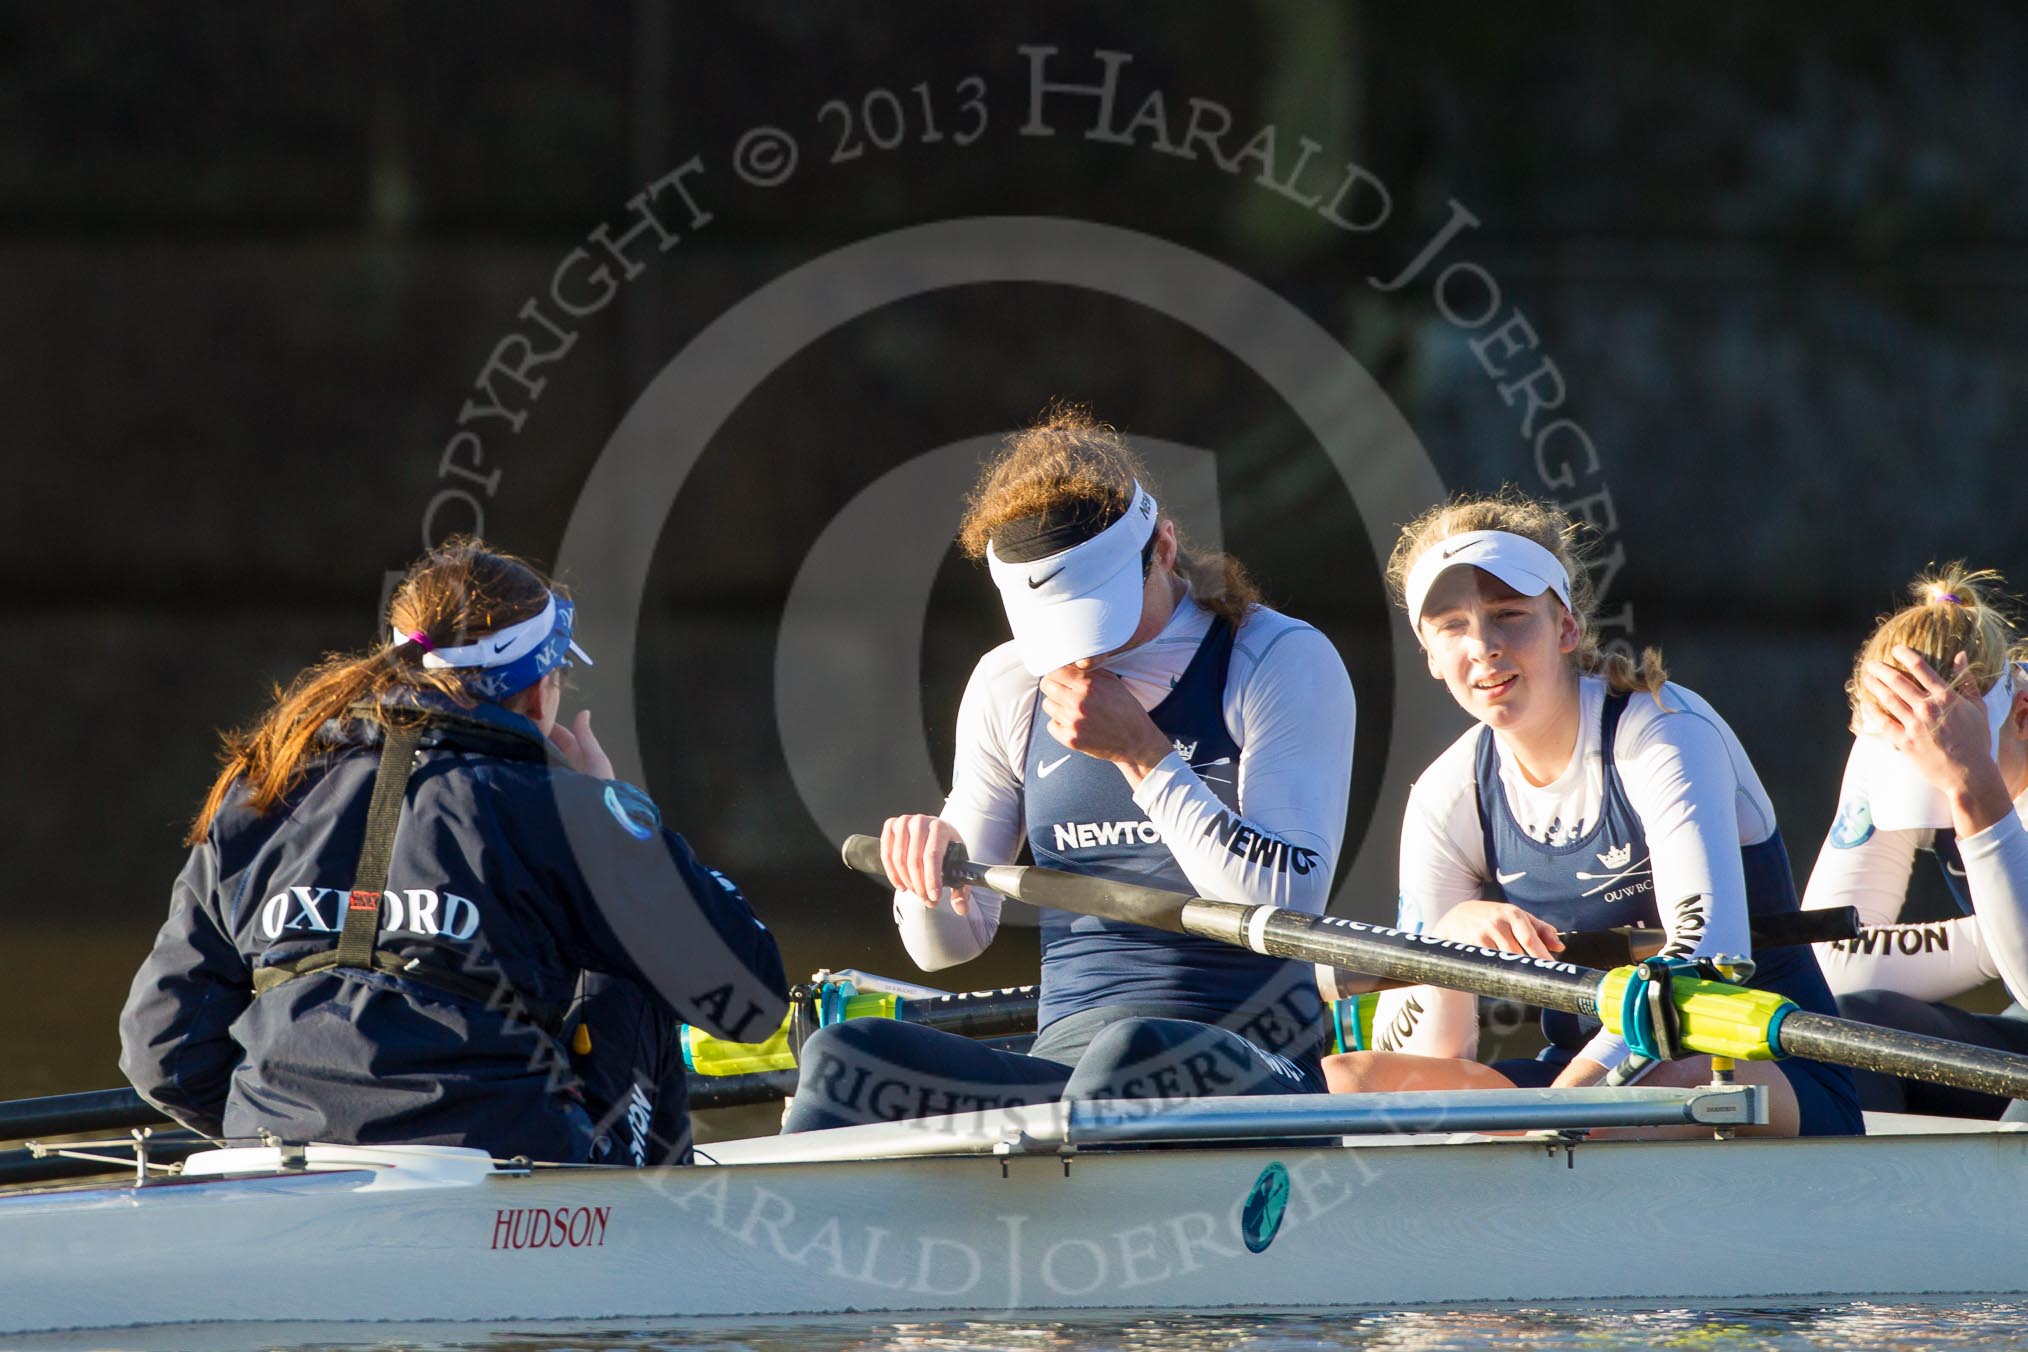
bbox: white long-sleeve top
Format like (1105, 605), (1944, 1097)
(1802, 743), (2028, 1005)
(1376, 677), (1773, 1071)
(893, 597), (1356, 970)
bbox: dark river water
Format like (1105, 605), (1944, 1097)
(16, 1303), (2028, 1352)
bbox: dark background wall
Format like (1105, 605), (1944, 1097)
(6, 3), (2024, 1100)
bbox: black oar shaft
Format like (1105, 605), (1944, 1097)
(1226, 905), (1607, 1013)
(841, 834), (2028, 1102)
(1773, 1012), (2028, 1100)
(688, 1070), (801, 1112)
(841, 834), (1606, 1010)
(0, 1088), (167, 1142)
(903, 987), (1039, 1039)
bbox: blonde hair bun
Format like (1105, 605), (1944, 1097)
(1848, 564), (2022, 726)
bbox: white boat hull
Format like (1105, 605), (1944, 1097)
(4, 1106), (2026, 1333)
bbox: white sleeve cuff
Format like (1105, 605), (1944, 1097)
(1578, 1028), (1630, 1073)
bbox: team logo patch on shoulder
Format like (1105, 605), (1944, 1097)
(1830, 797), (1874, 849)
(603, 784), (658, 841)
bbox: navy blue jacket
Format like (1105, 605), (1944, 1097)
(119, 696), (788, 1162)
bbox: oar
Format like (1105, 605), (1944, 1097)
(1558, 907), (1856, 970)
(842, 835), (2028, 1100)
(681, 912), (1859, 1072)
(0, 1088), (170, 1142)
(1329, 906), (1861, 993)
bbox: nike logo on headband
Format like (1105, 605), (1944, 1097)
(1027, 567), (1064, 589)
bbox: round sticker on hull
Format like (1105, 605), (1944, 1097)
(1241, 1161), (1291, 1254)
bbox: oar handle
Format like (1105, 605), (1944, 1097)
(838, 834), (1192, 933)
(839, 833), (892, 882)
(1557, 907), (1862, 970)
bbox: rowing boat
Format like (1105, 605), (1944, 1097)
(9, 846), (2027, 1335)
(1, 1092), (2025, 1333)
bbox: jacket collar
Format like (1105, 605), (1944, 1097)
(319, 688), (555, 764)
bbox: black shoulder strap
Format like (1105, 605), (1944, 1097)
(332, 720), (424, 971)
(1598, 689), (1633, 775)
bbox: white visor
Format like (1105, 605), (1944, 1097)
(1848, 663), (2019, 830)
(1404, 529), (1574, 628)
(985, 482), (1158, 676)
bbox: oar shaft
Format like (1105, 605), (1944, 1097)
(842, 834), (2028, 1101)
(0, 1088), (167, 1142)
(903, 987), (1039, 1039)
(1198, 902), (1607, 1013)
(842, 832), (1603, 1011)
(1774, 1012), (2028, 1100)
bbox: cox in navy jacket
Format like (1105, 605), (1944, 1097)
(119, 694), (788, 1163)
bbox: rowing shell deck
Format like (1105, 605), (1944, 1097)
(3, 1089), (2025, 1333)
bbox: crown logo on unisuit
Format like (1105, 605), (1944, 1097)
(1597, 842), (1632, 870)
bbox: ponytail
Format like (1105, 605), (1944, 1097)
(187, 538), (557, 844)
(1846, 564), (2020, 730)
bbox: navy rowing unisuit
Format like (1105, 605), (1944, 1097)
(1390, 680), (1861, 1136)
(1023, 615), (1325, 1070)
(781, 600), (1355, 1134)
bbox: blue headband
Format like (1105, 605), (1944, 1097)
(397, 593), (593, 702)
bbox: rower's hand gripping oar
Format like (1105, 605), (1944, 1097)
(841, 834), (2028, 1101)
(836, 836), (1860, 963)
(842, 834), (1195, 934)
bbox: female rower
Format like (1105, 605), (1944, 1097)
(1322, 491), (1861, 1137)
(120, 539), (787, 1164)
(1800, 568), (2028, 1117)
(782, 408), (1356, 1131)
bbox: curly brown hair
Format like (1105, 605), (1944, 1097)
(1386, 486), (1668, 700)
(958, 404), (1261, 625)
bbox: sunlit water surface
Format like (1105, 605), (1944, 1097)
(18, 1302), (2028, 1352)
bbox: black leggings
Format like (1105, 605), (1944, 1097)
(780, 1007), (1322, 1134)
(1835, 988), (2028, 1120)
